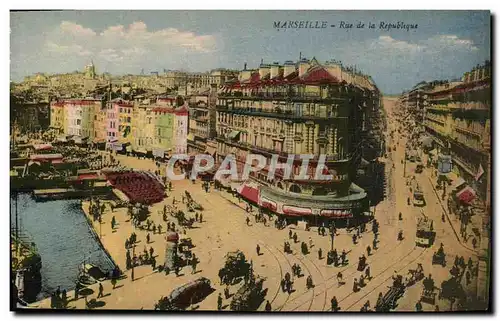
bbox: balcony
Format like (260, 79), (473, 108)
(215, 105), (347, 121)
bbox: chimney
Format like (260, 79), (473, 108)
(270, 62), (280, 79)
(244, 62), (247, 71)
(283, 61), (296, 78)
(299, 58), (310, 77)
(259, 63), (270, 79)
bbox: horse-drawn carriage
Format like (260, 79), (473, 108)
(421, 275), (437, 304)
(375, 276), (405, 311)
(174, 210), (196, 228)
(155, 277), (213, 310)
(230, 277), (266, 311)
(219, 251), (251, 285)
(432, 244), (446, 267)
(185, 191), (203, 211)
(406, 263), (424, 287)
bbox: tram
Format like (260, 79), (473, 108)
(415, 217), (435, 247)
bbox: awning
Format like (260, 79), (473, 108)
(30, 153), (64, 161)
(237, 183), (259, 204)
(153, 149), (165, 158)
(260, 197), (277, 211)
(134, 149), (148, 154)
(227, 130), (241, 140)
(187, 133), (195, 142)
(205, 145), (216, 156)
(282, 205), (312, 216)
(456, 186), (476, 205)
(452, 177), (466, 190)
(320, 209), (353, 218)
(33, 143), (53, 151)
(419, 136), (434, 147)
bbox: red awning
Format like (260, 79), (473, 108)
(282, 205), (312, 216)
(320, 209), (353, 218)
(77, 173), (99, 180)
(456, 186), (476, 205)
(238, 184), (259, 204)
(30, 153), (64, 161)
(33, 143), (53, 151)
(260, 197), (277, 211)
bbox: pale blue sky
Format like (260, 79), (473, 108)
(10, 10), (490, 94)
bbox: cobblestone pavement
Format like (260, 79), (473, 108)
(28, 97), (480, 312)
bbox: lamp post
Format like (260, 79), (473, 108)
(131, 243), (136, 281)
(329, 222), (335, 252)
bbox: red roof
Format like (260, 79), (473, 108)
(299, 66), (339, 84)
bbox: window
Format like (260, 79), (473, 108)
(76, 119), (81, 125)
(289, 184), (301, 194)
(120, 108), (123, 113)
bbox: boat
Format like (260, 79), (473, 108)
(77, 263), (108, 288)
(11, 191), (42, 305)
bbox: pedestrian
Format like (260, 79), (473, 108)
(217, 293), (223, 310)
(246, 216), (250, 226)
(224, 286), (230, 299)
(158, 224), (162, 234)
(195, 212), (199, 222)
(61, 289), (67, 307)
(472, 237), (477, 249)
(111, 277), (117, 289)
(111, 216), (116, 229)
(373, 238), (378, 250)
(309, 237), (314, 248)
(337, 272), (343, 286)
(365, 266), (371, 279)
(97, 283), (104, 298)
(466, 270), (471, 285)
(280, 279), (286, 292)
(200, 213), (203, 223)
(341, 250), (347, 265)
(289, 229), (293, 239)
(74, 283), (80, 300)
(293, 232), (298, 243)
(153, 224), (157, 235)
(256, 244), (261, 255)
(318, 248), (322, 260)
(265, 300), (272, 312)
(415, 300), (423, 312)
(367, 246), (371, 256)
(146, 233), (150, 244)
(150, 247), (154, 258)
(191, 256), (198, 274)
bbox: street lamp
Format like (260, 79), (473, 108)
(329, 222), (335, 252)
(131, 243), (136, 281)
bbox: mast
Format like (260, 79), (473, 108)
(15, 191), (19, 256)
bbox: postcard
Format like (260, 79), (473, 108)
(10, 10), (491, 312)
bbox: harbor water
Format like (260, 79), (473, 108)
(11, 193), (116, 300)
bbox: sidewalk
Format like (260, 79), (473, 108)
(422, 160), (478, 254)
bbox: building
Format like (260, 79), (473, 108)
(56, 98), (102, 139)
(173, 104), (188, 154)
(215, 58), (380, 223)
(49, 101), (65, 134)
(187, 85), (218, 154)
(131, 104), (155, 153)
(424, 61), (491, 201)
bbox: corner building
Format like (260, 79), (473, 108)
(216, 58), (380, 224)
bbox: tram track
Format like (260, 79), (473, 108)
(342, 247), (429, 311)
(279, 230), (404, 311)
